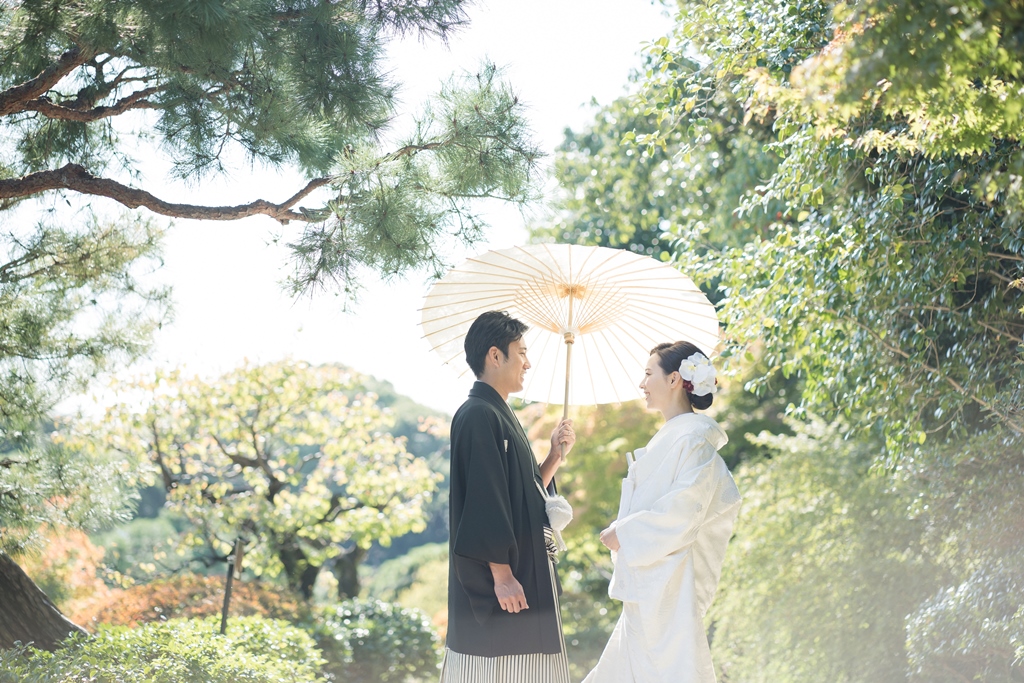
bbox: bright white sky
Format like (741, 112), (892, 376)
(117, 1), (674, 416)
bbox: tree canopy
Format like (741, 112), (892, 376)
(71, 361), (439, 599)
(0, 216), (165, 552)
(0, 0), (541, 294)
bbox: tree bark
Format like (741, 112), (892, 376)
(0, 552), (86, 651)
(332, 545), (366, 599)
(0, 164), (330, 225)
(0, 46), (92, 117)
(21, 86), (161, 122)
(278, 544), (323, 601)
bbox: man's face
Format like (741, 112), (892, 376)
(496, 337), (531, 394)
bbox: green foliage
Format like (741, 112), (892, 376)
(906, 555), (1024, 683)
(897, 427), (1024, 682)
(532, 92), (778, 264)
(635, 0), (1024, 451)
(364, 542), (448, 625)
(291, 64), (542, 295)
(0, 215), (166, 554)
(358, 379), (451, 564)
(91, 511), (193, 581)
(0, 218), (166, 431)
(0, 615), (325, 683)
(0, 0), (465, 178)
(68, 361), (440, 597)
(556, 536), (622, 682)
(389, 552), (448, 623)
(785, 0), (1024, 158)
(0, 214), (166, 552)
(712, 417), (946, 683)
(312, 599), (440, 683)
(0, 435), (147, 556)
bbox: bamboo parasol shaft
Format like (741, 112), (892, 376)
(560, 288), (575, 463)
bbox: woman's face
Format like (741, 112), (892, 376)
(640, 353), (676, 413)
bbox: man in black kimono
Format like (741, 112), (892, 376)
(440, 310), (576, 682)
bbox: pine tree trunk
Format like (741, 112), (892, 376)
(0, 552), (86, 650)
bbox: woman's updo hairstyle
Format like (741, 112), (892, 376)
(650, 341), (714, 411)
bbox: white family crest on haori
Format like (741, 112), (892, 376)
(678, 352), (717, 396)
(420, 243), (720, 406)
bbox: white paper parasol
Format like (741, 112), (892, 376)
(420, 243), (720, 409)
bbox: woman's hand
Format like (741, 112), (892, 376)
(599, 525), (620, 551)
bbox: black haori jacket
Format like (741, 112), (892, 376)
(446, 381), (562, 657)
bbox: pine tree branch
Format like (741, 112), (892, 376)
(0, 46), (93, 117)
(382, 140), (448, 161)
(0, 164), (330, 224)
(22, 86), (162, 122)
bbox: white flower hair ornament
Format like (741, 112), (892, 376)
(678, 352), (718, 396)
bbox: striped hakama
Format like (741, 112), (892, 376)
(440, 535), (569, 683)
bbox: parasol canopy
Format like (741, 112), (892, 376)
(420, 243), (719, 406)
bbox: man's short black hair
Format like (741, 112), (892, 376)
(465, 311), (529, 379)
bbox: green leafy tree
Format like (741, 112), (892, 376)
(74, 361), (439, 600)
(0, 215), (166, 650)
(0, 0), (540, 295)
(532, 92), (778, 264)
(537, 0), (1024, 678)
(636, 0), (1023, 446)
(640, 15), (1024, 679)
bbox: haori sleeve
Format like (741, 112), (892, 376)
(613, 435), (721, 568)
(451, 407), (518, 566)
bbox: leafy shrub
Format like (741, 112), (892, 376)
(91, 511), (193, 581)
(392, 553), (449, 634)
(312, 599), (440, 682)
(907, 555), (1024, 683)
(365, 542), (448, 635)
(71, 573), (310, 628)
(0, 615), (325, 682)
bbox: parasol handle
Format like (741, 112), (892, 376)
(561, 332), (574, 463)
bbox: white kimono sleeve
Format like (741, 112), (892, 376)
(613, 436), (720, 569)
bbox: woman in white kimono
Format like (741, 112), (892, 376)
(583, 341), (741, 683)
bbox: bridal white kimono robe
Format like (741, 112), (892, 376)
(583, 412), (741, 683)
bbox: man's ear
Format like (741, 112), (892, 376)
(487, 346), (501, 368)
